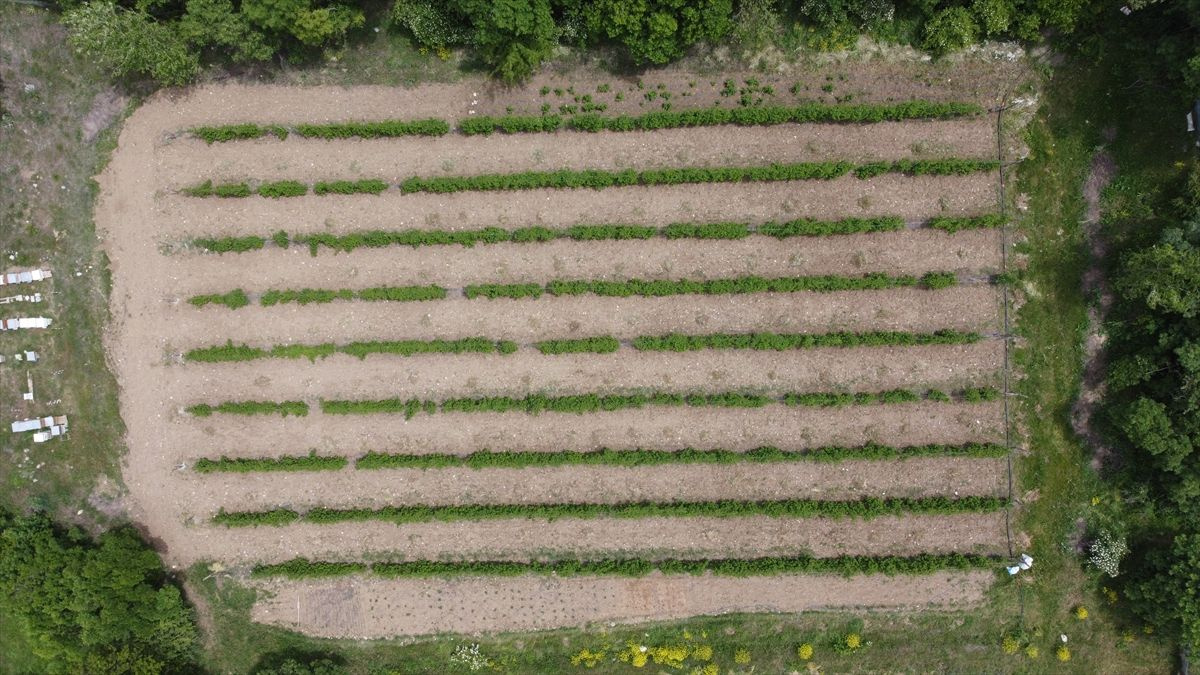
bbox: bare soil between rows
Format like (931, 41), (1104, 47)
(250, 570), (996, 638)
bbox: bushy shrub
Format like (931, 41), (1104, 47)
(294, 119), (450, 138)
(921, 271), (958, 289)
(1088, 531), (1129, 576)
(188, 289), (249, 309)
(797, 643), (814, 660)
(854, 158), (999, 179)
(250, 559), (367, 579)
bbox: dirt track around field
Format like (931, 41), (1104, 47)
(96, 65), (1018, 637)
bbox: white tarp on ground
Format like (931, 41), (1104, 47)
(11, 415), (66, 434)
(0, 317), (51, 330)
(0, 269), (51, 286)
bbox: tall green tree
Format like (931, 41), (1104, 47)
(584, 0), (733, 64)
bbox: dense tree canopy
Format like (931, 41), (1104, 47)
(0, 510), (199, 673)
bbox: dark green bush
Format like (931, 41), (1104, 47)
(920, 271), (959, 289)
(250, 559), (367, 579)
(854, 159), (1000, 179)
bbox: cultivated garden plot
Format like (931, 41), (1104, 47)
(96, 61), (1022, 638)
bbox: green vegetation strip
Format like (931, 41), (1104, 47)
(191, 119), (449, 143)
(180, 160), (998, 199)
(251, 553), (995, 580)
(187, 272), (959, 310)
(184, 338), (517, 363)
(356, 442), (1008, 470)
(398, 160), (997, 195)
(214, 495), (1006, 528)
(194, 452), (347, 473)
(630, 329), (980, 352)
(191, 215), (1006, 255)
(185, 400), (308, 417)
(319, 387), (999, 419)
(462, 101), (983, 135)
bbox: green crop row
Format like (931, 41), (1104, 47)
(630, 329), (981, 352)
(355, 442), (1008, 471)
(535, 336), (620, 354)
(459, 102), (982, 136)
(541, 272), (941, 298)
(783, 387), (999, 407)
(400, 163), (854, 194)
(252, 552), (995, 580)
(758, 216), (906, 237)
(183, 178), (389, 198)
(256, 180), (308, 198)
(192, 235), (265, 253)
(185, 400), (309, 417)
(184, 338), (516, 363)
(928, 214), (1008, 233)
(183, 180), (253, 198)
(215, 495), (1006, 529)
(318, 387), (990, 420)
(258, 285), (445, 306)
(313, 179), (389, 195)
(662, 222), (751, 239)
(463, 283), (543, 300)
(191, 119), (448, 143)
(852, 159), (999, 179)
(187, 289), (249, 309)
(358, 442), (1008, 470)
(294, 119), (450, 139)
(192, 123), (287, 143)
(193, 452), (347, 473)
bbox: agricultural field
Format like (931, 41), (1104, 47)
(97, 59), (1029, 641)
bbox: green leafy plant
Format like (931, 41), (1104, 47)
(186, 400), (309, 417)
(187, 289), (249, 309)
(536, 336), (620, 354)
(194, 452), (347, 473)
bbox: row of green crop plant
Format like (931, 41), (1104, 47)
(183, 386), (998, 420)
(191, 119), (449, 143)
(186, 400), (308, 417)
(396, 160), (999, 195)
(629, 329), (981, 352)
(181, 159), (998, 199)
(250, 552), (995, 580)
(184, 338), (517, 363)
(187, 272), (961, 310)
(193, 452), (347, 473)
(191, 443), (1007, 474)
(191, 215), (1005, 256)
(184, 179), (387, 198)
(463, 102), (983, 135)
(212, 495), (1007, 528)
(190, 101), (982, 143)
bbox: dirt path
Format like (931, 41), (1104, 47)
(160, 119), (996, 188)
(169, 229), (1001, 296)
(1072, 150), (1117, 468)
(172, 512), (1007, 567)
(168, 342), (1002, 403)
(250, 570), (995, 638)
(154, 174), (998, 240)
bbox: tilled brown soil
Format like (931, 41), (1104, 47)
(169, 342), (1002, 403)
(160, 119), (996, 188)
(155, 174), (998, 240)
(175, 512), (1007, 566)
(96, 73), (1014, 637)
(170, 229), (1001, 296)
(251, 570), (996, 638)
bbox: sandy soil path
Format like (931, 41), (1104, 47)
(250, 570), (996, 638)
(160, 119), (996, 188)
(153, 174), (998, 239)
(173, 512), (1007, 567)
(168, 342), (1002, 402)
(168, 229), (1001, 296)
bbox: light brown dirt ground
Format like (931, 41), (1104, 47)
(178, 512), (1007, 567)
(160, 119), (996, 188)
(96, 75), (1011, 635)
(250, 570), (997, 638)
